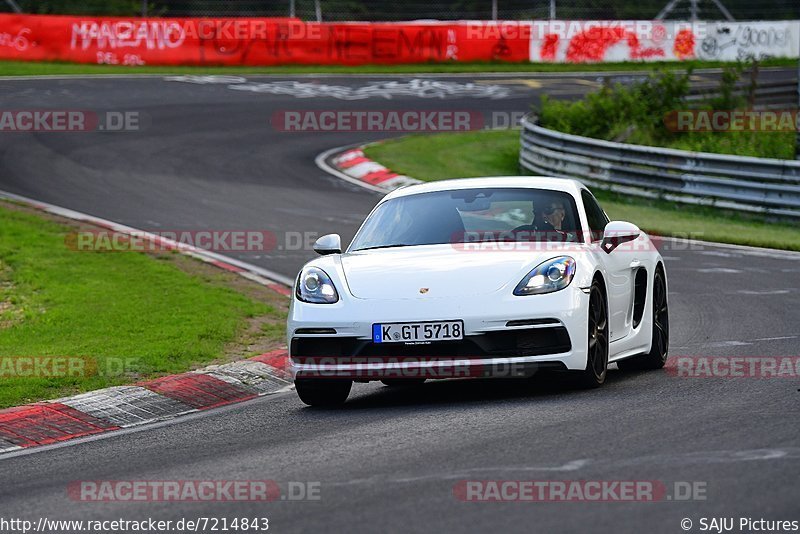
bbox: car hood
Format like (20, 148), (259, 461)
(340, 243), (582, 299)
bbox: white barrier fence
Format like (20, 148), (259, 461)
(527, 20), (800, 62)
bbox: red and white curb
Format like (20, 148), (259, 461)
(0, 350), (290, 453)
(0, 189), (298, 454)
(317, 144), (421, 193)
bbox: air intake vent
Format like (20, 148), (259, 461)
(295, 328), (337, 335)
(505, 319), (560, 327)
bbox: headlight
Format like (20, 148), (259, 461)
(513, 256), (576, 296)
(296, 266), (339, 304)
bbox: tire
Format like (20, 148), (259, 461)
(618, 266), (669, 371)
(295, 379), (352, 407)
(576, 279), (609, 388)
(381, 379), (426, 387)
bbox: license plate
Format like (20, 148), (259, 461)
(372, 321), (464, 344)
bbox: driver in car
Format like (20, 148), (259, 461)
(542, 201), (566, 231)
(513, 201), (557, 238)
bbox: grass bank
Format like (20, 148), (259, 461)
(0, 201), (288, 408)
(364, 129), (800, 251)
(0, 58), (794, 77)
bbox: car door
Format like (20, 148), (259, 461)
(581, 190), (635, 342)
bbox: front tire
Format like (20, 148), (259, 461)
(295, 379), (352, 407)
(576, 280), (609, 388)
(618, 266), (669, 371)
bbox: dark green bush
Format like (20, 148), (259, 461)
(14, 0), (143, 16)
(537, 65), (795, 159)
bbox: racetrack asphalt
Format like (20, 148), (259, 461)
(0, 69), (798, 533)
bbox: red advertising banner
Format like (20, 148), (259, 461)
(0, 15), (530, 66)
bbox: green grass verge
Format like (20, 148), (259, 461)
(0, 58), (794, 76)
(0, 202), (282, 408)
(364, 129), (800, 251)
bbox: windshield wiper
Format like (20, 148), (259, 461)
(352, 243), (412, 252)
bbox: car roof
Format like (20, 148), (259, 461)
(381, 176), (587, 203)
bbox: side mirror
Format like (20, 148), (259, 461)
(313, 233), (342, 255)
(601, 221), (641, 254)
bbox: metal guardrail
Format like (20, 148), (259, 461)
(687, 79), (799, 109)
(519, 116), (800, 218)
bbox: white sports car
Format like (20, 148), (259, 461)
(288, 177), (669, 406)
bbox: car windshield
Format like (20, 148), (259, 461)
(349, 187), (583, 251)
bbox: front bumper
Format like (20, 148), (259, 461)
(288, 286), (589, 380)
